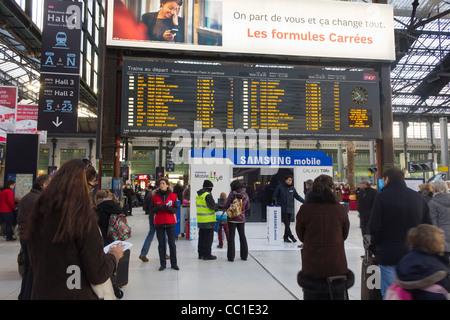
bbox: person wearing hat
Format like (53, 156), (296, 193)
(196, 180), (219, 260)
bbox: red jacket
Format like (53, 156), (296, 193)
(0, 188), (16, 213)
(153, 192), (178, 226)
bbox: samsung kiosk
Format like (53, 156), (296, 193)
(189, 149), (333, 247)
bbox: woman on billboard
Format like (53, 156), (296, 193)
(141, 0), (185, 43)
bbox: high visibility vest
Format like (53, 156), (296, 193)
(196, 192), (216, 223)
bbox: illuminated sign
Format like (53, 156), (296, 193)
(121, 59), (381, 140)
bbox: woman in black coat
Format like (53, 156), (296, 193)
(296, 175), (353, 300)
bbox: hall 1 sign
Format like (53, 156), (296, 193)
(37, 0), (82, 132)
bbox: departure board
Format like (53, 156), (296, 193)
(121, 59), (381, 139)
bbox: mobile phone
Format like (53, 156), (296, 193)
(170, 28), (178, 34)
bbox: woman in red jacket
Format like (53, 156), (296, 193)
(0, 180), (17, 240)
(150, 177), (179, 271)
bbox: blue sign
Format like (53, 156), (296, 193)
(191, 149), (332, 166)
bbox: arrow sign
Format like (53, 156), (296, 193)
(52, 116), (63, 127)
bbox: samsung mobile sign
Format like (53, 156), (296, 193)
(106, 0), (395, 61)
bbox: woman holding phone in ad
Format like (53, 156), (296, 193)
(141, 0), (185, 42)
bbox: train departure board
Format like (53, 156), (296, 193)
(121, 58), (381, 139)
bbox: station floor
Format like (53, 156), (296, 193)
(0, 207), (365, 301)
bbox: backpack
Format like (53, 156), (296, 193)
(226, 197), (242, 218)
(107, 213), (131, 242)
(385, 283), (412, 300)
(386, 281), (450, 300)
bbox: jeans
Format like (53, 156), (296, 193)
(218, 224), (229, 247)
(140, 223), (156, 256)
(156, 226), (177, 267)
(0, 212), (14, 239)
(227, 222), (248, 261)
(379, 265), (396, 298)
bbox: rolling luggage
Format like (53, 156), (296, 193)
(361, 240), (382, 300)
(327, 275), (349, 300)
(111, 249), (130, 299)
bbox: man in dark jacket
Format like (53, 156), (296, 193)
(16, 174), (50, 300)
(368, 167), (432, 298)
(272, 175), (304, 243)
(357, 177), (378, 237)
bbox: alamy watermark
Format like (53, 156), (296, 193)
(169, 121), (281, 175)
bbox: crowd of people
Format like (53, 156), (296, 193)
(2, 158), (450, 300)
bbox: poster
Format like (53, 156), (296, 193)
(106, 0), (395, 61)
(0, 86), (17, 143)
(15, 104), (47, 144)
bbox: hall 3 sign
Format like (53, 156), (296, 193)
(38, 0), (82, 132)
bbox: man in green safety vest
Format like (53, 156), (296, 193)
(196, 180), (219, 260)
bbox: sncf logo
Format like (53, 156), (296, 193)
(364, 73), (376, 81)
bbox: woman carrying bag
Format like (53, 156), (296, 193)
(220, 180), (250, 262)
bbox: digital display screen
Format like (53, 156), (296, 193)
(121, 58), (381, 139)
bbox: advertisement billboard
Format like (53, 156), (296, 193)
(106, 0), (395, 61)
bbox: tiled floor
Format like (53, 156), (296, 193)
(0, 207), (365, 300)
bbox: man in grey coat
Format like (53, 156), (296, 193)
(429, 179), (450, 260)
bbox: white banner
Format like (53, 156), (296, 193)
(106, 0), (395, 61)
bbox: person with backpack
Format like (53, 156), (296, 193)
(196, 180), (219, 260)
(387, 224), (450, 300)
(220, 180), (250, 262)
(95, 189), (125, 246)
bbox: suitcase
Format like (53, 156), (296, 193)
(111, 249), (130, 298)
(361, 247), (382, 300)
(327, 275), (349, 300)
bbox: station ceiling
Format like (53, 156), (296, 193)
(0, 0), (449, 133)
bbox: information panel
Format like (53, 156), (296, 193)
(121, 59), (381, 139)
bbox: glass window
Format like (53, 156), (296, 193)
(86, 41), (92, 64)
(85, 62), (92, 86)
(38, 148), (50, 174)
(202, 1), (222, 30)
(132, 149), (156, 161)
(355, 152), (370, 165)
(60, 149), (87, 165)
(14, 0), (26, 10)
(407, 122), (427, 139)
(433, 122), (450, 139)
(393, 121), (400, 138)
(31, 0), (44, 30)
